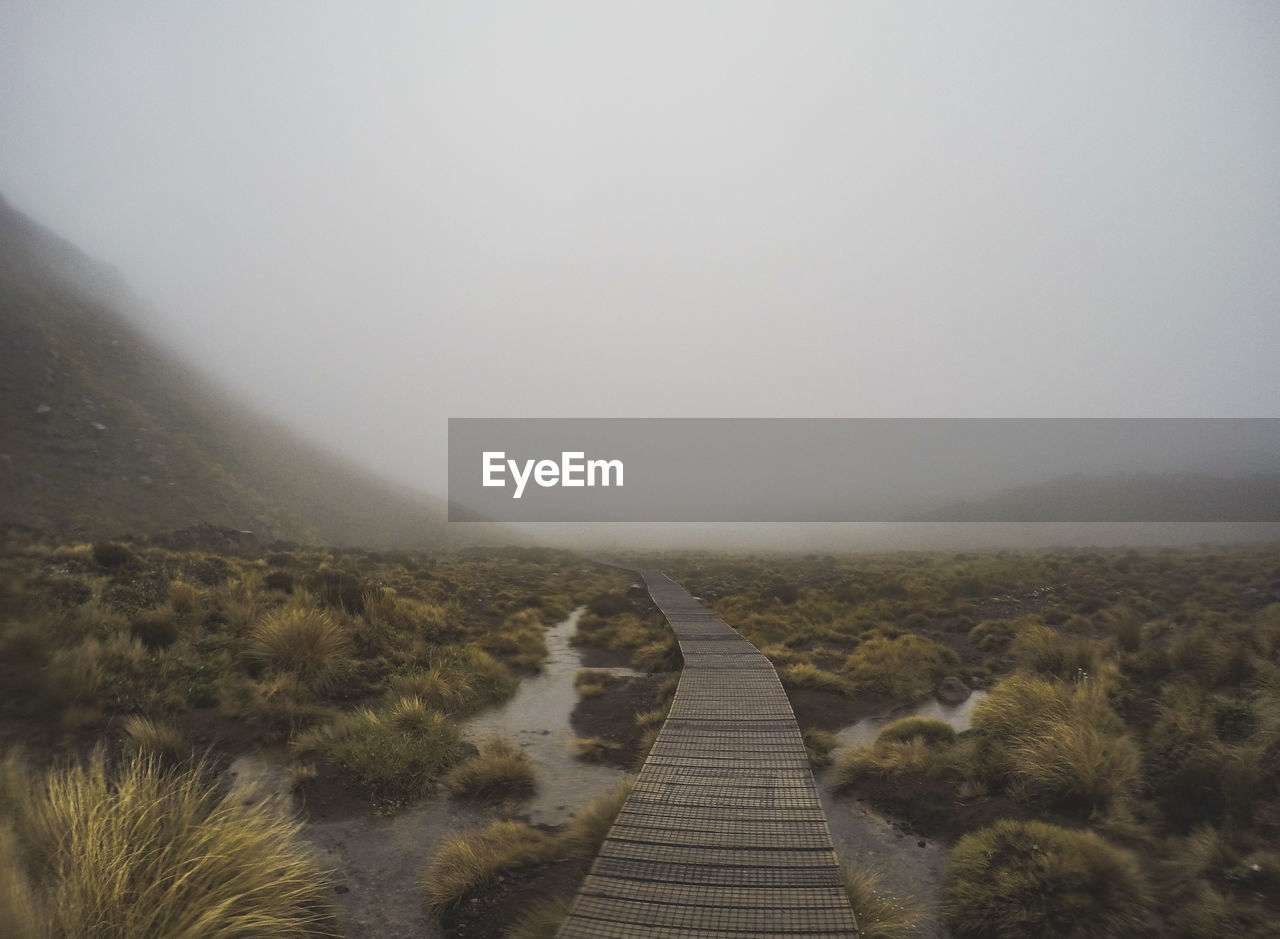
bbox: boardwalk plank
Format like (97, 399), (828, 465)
(557, 569), (859, 937)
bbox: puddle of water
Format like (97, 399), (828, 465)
(833, 689), (988, 749)
(224, 607), (635, 936)
(462, 606), (636, 826)
(817, 690), (987, 938)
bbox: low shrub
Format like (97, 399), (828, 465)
(943, 819), (1153, 938)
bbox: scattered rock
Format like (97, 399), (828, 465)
(936, 675), (971, 705)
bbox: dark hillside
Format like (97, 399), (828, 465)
(0, 195), (471, 546)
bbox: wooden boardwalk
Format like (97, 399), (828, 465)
(558, 569), (859, 937)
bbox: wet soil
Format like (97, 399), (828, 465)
(440, 854), (591, 938)
(569, 671), (668, 768)
(787, 687), (898, 732)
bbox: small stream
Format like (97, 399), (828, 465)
(227, 607), (632, 938)
(817, 690), (987, 939)
(463, 607), (638, 826)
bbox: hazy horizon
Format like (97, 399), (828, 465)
(4, 2), (1279, 543)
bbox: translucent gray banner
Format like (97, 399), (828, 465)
(447, 419), (1280, 522)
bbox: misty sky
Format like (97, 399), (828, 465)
(2, 2), (1278, 496)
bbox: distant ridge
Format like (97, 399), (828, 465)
(0, 195), (484, 547)
(918, 471), (1280, 522)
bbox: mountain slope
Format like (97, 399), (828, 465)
(0, 195), (474, 546)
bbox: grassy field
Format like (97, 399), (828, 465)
(6, 532), (1278, 936)
(0, 527), (630, 936)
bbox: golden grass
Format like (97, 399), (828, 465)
(843, 866), (921, 939)
(388, 665), (476, 713)
(844, 634), (958, 702)
(801, 728), (837, 767)
(120, 715), (187, 765)
(780, 662), (849, 694)
(249, 605), (351, 690)
(833, 738), (932, 788)
(423, 820), (555, 911)
(876, 716), (957, 746)
(423, 775), (636, 912)
(444, 737), (537, 802)
(1009, 718), (1141, 812)
(574, 669), (619, 698)
(1, 752), (338, 938)
(322, 698), (463, 802)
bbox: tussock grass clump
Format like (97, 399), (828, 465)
(943, 819), (1153, 938)
(121, 716), (187, 765)
(968, 614), (1043, 652)
(1010, 720), (1141, 812)
(323, 698), (463, 802)
(631, 637), (680, 672)
(843, 866), (921, 939)
(834, 738), (932, 788)
(249, 606), (351, 690)
(1013, 623), (1100, 680)
(423, 820), (555, 911)
(802, 728), (837, 767)
(971, 673), (1139, 812)
(844, 634), (959, 702)
(388, 665), (476, 713)
(0, 752), (338, 938)
(780, 662), (849, 695)
(478, 609), (548, 671)
(574, 669), (619, 698)
(877, 716), (957, 746)
(427, 645), (517, 704)
(445, 737), (537, 802)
